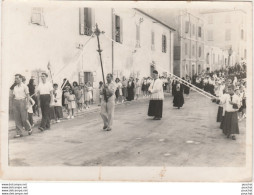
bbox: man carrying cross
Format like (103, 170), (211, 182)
(100, 73), (116, 131)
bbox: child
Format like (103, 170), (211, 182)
(53, 83), (63, 122)
(76, 85), (84, 111)
(67, 89), (76, 119)
(98, 81), (103, 106)
(63, 86), (70, 113)
(27, 96), (35, 130)
(217, 84), (241, 140)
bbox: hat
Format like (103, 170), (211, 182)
(153, 70), (158, 74)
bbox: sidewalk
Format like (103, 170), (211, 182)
(8, 93), (172, 131)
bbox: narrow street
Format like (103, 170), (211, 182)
(9, 92), (246, 167)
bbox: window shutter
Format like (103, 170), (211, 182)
(112, 13), (115, 40)
(120, 18), (123, 44)
(185, 21), (189, 33)
(79, 8), (85, 35)
(87, 8), (92, 35)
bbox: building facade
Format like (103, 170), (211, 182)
(141, 9), (205, 78)
(201, 9), (247, 66)
(3, 6), (174, 89)
(204, 45), (229, 72)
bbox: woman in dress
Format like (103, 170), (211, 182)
(87, 82), (93, 108)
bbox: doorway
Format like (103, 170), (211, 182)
(79, 72), (94, 86)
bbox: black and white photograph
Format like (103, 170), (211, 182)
(0, 0), (252, 182)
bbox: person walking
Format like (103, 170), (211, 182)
(173, 80), (184, 109)
(147, 70), (164, 120)
(100, 73), (115, 131)
(12, 74), (32, 137)
(37, 73), (54, 131)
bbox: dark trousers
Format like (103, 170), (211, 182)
(28, 113), (33, 126)
(40, 94), (51, 129)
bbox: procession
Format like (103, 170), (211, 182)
(10, 60), (247, 139)
(5, 5), (249, 167)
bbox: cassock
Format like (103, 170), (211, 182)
(173, 83), (184, 108)
(219, 93), (241, 136)
(148, 78), (164, 119)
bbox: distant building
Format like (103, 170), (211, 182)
(140, 9), (205, 78)
(204, 45), (228, 72)
(201, 9), (247, 67)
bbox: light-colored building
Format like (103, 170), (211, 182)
(201, 9), (247, 66)
(140, 9), (205, 78)
(3, 6), (175, 90)
(204, 45), (229, 72)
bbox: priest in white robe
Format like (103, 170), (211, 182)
(147, 70), (164, 120)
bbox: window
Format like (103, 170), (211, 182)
(31, 8), (44, 26)
(198, 47), (202, 57)
(151, 31), (155, 50)
(162, 35), (167, 53)
(79, 8), (93, 36)
(213, 54), (215, 63)
(135, 24), (141, 48)
(225, 29), (231, 41)
(198, 26), (202, 37)
(185, 43), (188, 55)
(241, 29), (244, 40)
(208, 15), (213, 24)
(192, 24), (195, 35)
(244, 49), (247, 59)
(208, 30), (213, 41)
(225, 14), (231, 23)
(114, 15), (123, 43)
(185, 21), (189, 33)
(218, 55), (220, 64)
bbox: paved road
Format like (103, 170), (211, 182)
(9, 92), (246, 166)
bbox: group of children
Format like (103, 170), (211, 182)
(62, 82), (94, 119)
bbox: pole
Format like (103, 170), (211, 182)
(94, 23), (108, 102)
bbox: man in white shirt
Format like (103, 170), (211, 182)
(100, 73), (116, 131)
(37, 73), (54, 131)
(148, 70), (164, 120)
(12, 74), (32, 137)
